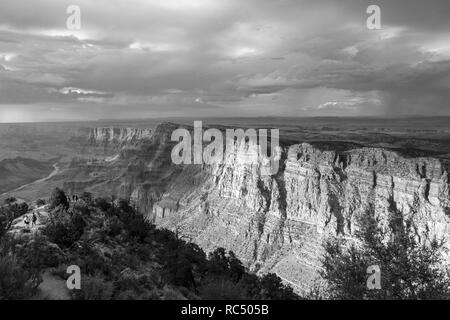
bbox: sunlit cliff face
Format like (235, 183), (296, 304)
(0, 0), (449, 121)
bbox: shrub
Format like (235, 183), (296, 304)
(71, 276), (114, 300)
(0, 253), (41, 299)
(43, 210), (85, 248)
(207, 248), (245, 282)
(49, 188), (69, 209)
(73, 202), (91, 216)
(163, 254), (196, 288)
(125, 216), (151, 241)
(258, 273), (297, 300)
(162, 287), (186, 300)
(319, 200), (450, 299)
(114, 268), (157, 295)
(117, 199), (133, 213)
(94, 197), (111, 212)
(200, 279), (249, 300)
(16, 236), (66, 270)
(80, 192), (93, 204)
(110, 250), (140, 273)
(102, 216), (124, 237)
(69, 242), (113, 278)
(0, 203), (29, 237)
(4, 197), (17, 205)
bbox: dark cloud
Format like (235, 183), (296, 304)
(0, 0), (449, 121)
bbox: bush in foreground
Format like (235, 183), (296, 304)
(319, 199), (450, 299)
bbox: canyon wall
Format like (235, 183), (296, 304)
(87, 127), (153, 153)
(70, 124), (450, 293)
(151, 141), (450, 293)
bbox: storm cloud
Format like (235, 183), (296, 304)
(0, 0), (449, 121)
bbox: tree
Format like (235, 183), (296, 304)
(126, 216), (151, 241)
(80, 192), (93, 204)
(0, 235), (42, 299)
(94, 197), (111, 212)
(49, 188), (69, 209)
(117, 198), (133, 213)
(207, 248), (245, 282)
(0, 203), (29, 238)
(258, 273), (297, 300)
(320, 199), (450, 300)
(205, 248), (297, 299)
(0, 253), (41, 299)
(208, 248), (229, 275)
(4, 197), (17, 205)
(43, 209), (86, 248)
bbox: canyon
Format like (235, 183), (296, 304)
(2, 119), (450, 293)
(66, 124), (450, 293)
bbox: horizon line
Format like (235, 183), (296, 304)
(2, 114), (450, 124)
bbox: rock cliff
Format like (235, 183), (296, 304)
(87, 127), (153, 153)
(68, 123), (450, 293)
(151, 139), (450, 293)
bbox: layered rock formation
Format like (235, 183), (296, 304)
(87, 127), (153, 153)
(65, 123), (450, 293)
(151, 140), (450, 293)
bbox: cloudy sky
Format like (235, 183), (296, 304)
(0, 0), (449, 122)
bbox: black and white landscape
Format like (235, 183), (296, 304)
(0, 0), (450, 301)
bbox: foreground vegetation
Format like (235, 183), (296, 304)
(318, 198), (450, 300)
(0, 189), (297, 300)
(2, 189), (449, 300)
